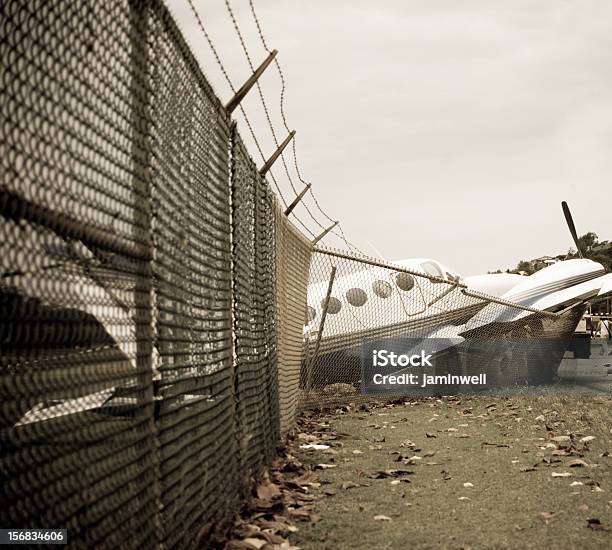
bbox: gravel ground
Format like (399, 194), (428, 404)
(291, 395), (612, 550)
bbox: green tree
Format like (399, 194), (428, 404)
(516, 260), (533, 274)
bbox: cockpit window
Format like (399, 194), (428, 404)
(346, 287), (367, 307)
(395, 272), (414, 292)
(322, 297), (342, 314)
(421, 261), (444, 283)
(372, 280), (393, 298)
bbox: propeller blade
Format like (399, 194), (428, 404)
(561, 201), (583, 258)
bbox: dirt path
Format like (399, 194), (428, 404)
(290, 396), (612, 550)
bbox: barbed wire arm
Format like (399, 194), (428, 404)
(225, 49), (277, 114)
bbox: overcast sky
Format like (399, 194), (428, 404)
(169, 0), (611, 275)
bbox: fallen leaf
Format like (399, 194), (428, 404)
(539, 511), (556, 521)
(369, 469), (414, 479)
(315, 463), (336, 470)
(299, 444), (331, 450)
(551, 436), (572, 446)
(587, 518), (610, 531)
(551, 472), (572, 478)
(242, 538), (267, 549)
(458, 496), (470, 501)
(570, 481), (584, 486)
(425, 432), (436, 438)
(352, 450), (363, 455)
(580, 436), (596, 444)
(374, 515), (392, 521)
(568, 459), (589, 468)
(463, 482), (474, 488)
(535, 415), (546, 422)
(340, 481), (360, 490)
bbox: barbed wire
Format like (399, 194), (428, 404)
(186, 0), (318, 238)
(223, 0), (328, 234)
(247, 0), (365, 254)
(186, 0), (363, 249)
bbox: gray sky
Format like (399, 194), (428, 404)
(169, 0), (612, 275)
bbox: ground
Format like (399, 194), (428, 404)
(224, 394), (612, 550)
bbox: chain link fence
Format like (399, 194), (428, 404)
(301, 248), (586, 408)
(0, 0), (587, 545)
(1, 0), (312, 546)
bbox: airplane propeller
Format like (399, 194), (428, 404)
(561, 201), (584, 258)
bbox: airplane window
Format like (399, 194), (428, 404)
(372, 280), (393, 298)
(395, 272), (414, 292)
(346, 287), (367, 307)
(322, 296), (342, 314)
(306, 306), (316, 323)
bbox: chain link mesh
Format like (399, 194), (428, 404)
(274, 202), (313, 433)
(231, 128), (279, 480)
(301, 248), (586, 408)
(0, 0), (589, 545)
(0, 1), (315, 544)
(1, 1), (158, 547)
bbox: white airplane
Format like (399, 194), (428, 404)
(304, 202), (612, 387)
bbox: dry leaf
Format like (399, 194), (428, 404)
(580, 436), (596, 444)
(551, 472), (572, 477)
(539, 511), (556, 521)
(551, 436), (571, 446)
(587, 518), (610, 531)
(568, 459), (589, 468)
(256, 482), (282, 502)
(463, 482), (474, 488)
(242, 538), (267, 549)
(374, 515), (392, 521)
(369, 469), (413, 479)
(425, 432), (436, 438)
(299, 444), (330, 450)
(315, 463), (336, 470)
